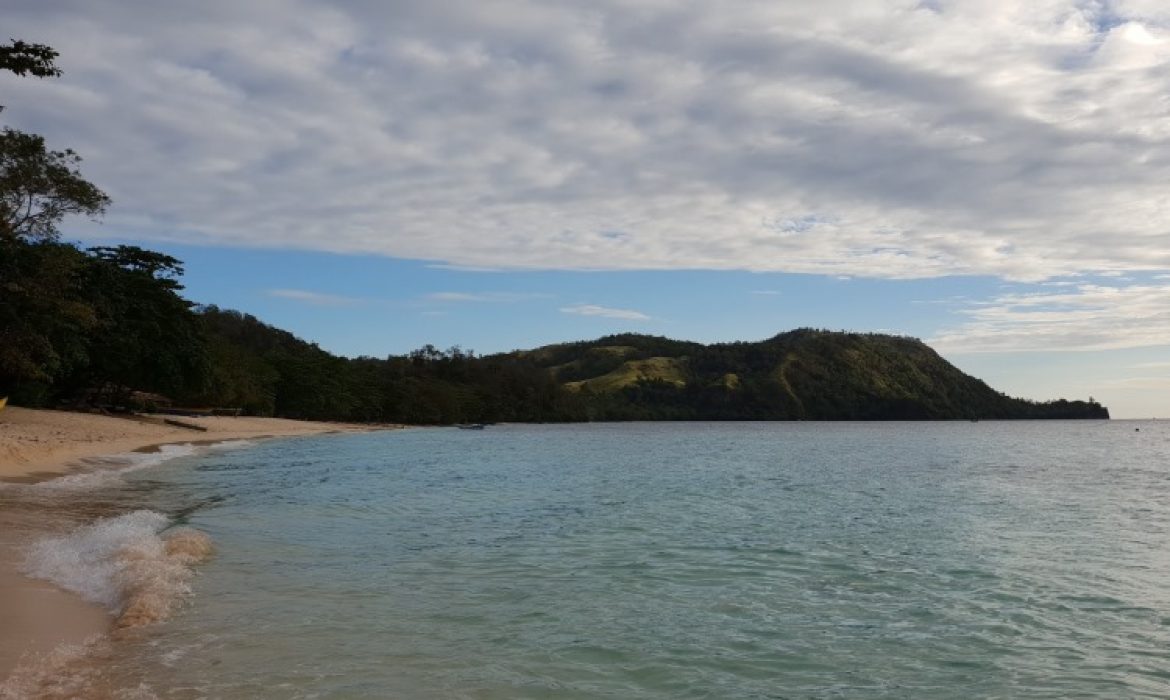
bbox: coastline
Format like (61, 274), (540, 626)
(0, 406), (404, 685)
(0, 407), (394, 482)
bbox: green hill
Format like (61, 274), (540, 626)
(508, 330), (1109, 421)
(565, 357), (688, 393)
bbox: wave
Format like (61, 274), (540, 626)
(26, 445), (201, 492)
(22, 510), (213, 630)
(19, 439), (256, 493)
(0, 634), (162, 700)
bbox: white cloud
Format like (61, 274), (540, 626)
(932, 283), (1170, 352)
(266, 288), (363, 307)
(1101, 376), (1170, 389)
(4, 1), (1170, 281)
(560, 304), (650, 321)
(425, 291), (549, 303)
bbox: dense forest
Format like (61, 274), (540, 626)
(0, 41), (1108, 423)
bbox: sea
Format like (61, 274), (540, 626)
(3, 420), (1170, 699)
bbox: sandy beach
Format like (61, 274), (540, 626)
(0, 407), (383, 482)
(0, 407), (398, 685)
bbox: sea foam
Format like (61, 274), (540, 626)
(30, 444), (200, 492)
(0, 635), (161, 700)
(22, 510), (213, 629)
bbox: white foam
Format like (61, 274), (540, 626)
(206, 439), (257, 452)
(0, 635), (162, 700)
(24, 510), (170, 608)
(0, 635), (107, 700)
(22, 510), (213, 628)
(31, 444), (200, 492)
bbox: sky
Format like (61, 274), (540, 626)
(4, 0), (1170, 417)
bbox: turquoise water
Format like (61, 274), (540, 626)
(16, 421), (1170, 698)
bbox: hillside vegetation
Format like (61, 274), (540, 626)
(505, 331), (1109, 421)
(4, 277), (1109, 422)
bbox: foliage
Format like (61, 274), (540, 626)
(0, 129), (111, 240)
(0, 40), (62, 114)
(0, 240), (210, 404)
(79, 246), (209, 401)
(508, 329), (1109, 421)
(0, 40), (62, 79)
(565, 357), (687, 393)
(0, 238), (94, 399)
(3, 243), (1110, 421)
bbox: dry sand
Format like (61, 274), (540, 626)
(0, 406), (381, 481)
(0, 407), (400, 681)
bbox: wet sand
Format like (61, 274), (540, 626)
(0, 520), (109, 680)
(0, 407), (401, 683)
(0, 407), (385, 481)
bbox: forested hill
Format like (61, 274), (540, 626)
(195, 321), (1109, 422)
(504, 330), (1109, 421)
(0, 238), (1107, 422)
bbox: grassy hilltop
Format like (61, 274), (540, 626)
(508, 330), (1108, 421)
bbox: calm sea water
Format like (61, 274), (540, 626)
(9, 421), (1170, 698)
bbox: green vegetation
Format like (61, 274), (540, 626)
(565, 357), (687, 393)
(0, 41), (1109, 423)
(529, 330), (1108, 420)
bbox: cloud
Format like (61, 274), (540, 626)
(1100, 376), (1170, 389)
(5, 1), (1170, 281)
(931, 283), (1170, 352)
(266, 288), (364, 307)
(425, 291), (549, 303)
(560, 304), (651, 321)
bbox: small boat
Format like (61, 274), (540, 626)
(456, 423), (487, 430)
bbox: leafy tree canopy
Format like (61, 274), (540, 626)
(0, 40), (62, 114)
(0, 40), (61, 79)
(89, 245), (186, 290)
(0, 128), (111, 240)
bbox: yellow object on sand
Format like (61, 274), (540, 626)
(0, 397), (7, 412)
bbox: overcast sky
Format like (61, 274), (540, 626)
(5, 0), (1170, 416)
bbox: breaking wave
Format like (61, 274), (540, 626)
(22, 510), (213, 630)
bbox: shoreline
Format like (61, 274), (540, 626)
(0, 407), (406, 685)
(0, 406), (399, 483)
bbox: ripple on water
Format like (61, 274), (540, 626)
(9, 422), (1170, 699)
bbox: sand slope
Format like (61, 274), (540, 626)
(0, 407), (384, 481)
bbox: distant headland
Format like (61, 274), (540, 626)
(11, 290), (1103, 423)
(0, 236), (1107, 423)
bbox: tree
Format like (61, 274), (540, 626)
(0, 40), (61, 79)
(81, 246), (209, 400)
(0, 128), (111, 240)
(0, 240), (95, 401)
(0, 40), (62, 114)
(0, 39), (104, 400)
(88, 245), (186, 289)
(0, 39), (107, 240)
